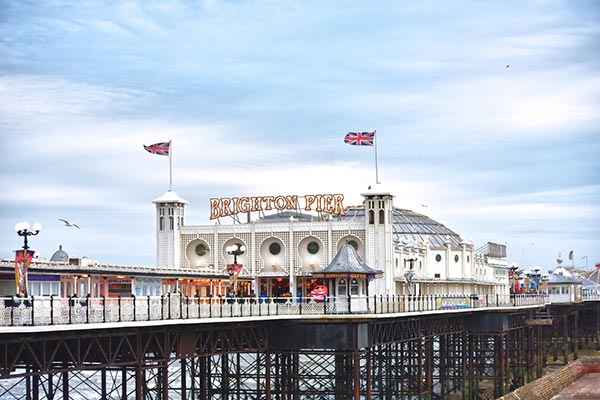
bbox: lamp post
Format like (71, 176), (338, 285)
(15, 221), (42, 251)
(14, 221), (42, 296)
(226, 243), (246, 295)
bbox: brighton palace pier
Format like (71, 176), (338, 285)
(1, 187), (599, 399)
(155, 187), (509, 300)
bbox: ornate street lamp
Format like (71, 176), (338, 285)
(226, 243), (246, 295)
(14, 221), (42, 296)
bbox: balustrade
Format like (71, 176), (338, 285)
(0, 293), (552, 327)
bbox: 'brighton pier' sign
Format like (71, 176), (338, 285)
(210, 194), (345, 220)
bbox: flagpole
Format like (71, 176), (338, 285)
(374, 130), (380, 184)
(169, 140), (173, 191)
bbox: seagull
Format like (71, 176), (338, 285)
(506, 64), (510, 68)
(59, 219), (80, 229)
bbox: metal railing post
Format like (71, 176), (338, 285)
(31, 296), (35, 326)
(132, 294), (136, 322)
(10, 296), (15, 326)
(167, 293), (171, 319)
(102, 295), (106, 323)
(180, 294), (184, 319)
(68, 295), (73, 325)
(147, 295), (151, 321)
(50, 295), (54, 325)
(118, 296), (122, 322)
(86, 294), (90, 323)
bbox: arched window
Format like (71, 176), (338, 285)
(159, 217), (165, 231)
(369, 210), (375, 225)
(169, 216), (174, 230)
(379, 209), (385, 225)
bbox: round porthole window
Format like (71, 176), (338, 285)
(307, 241), (320, 254)
(454, 255), (459, 263)
(269, 242), (281, 255)
(435, 254), (442, 262)
(195, 243), (208, 256)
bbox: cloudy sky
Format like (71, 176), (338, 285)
(1, 0), (598, 270)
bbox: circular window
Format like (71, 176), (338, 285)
(454, 255), (459, 263)
(348, 240), (359, 250)
(269, 242), (281, 255)
(307, 241), (320, 255)
(435, 254), (442, 262)
(195, 243), (208, 256)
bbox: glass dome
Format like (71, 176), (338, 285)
(340, 206), (464, 249)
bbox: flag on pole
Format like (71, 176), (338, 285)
(568, 250), (573, 260)
(143, 142), (171, 156)
(344, 131), (375, 146)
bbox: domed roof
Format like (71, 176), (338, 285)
(50, 245), (69, 262)
(339, 206), (464, 249)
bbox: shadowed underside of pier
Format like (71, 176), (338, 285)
(0, 302), (598, 400)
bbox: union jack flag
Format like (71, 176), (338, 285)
(143, 142), (170, 156)
(344, 131), (375, 146)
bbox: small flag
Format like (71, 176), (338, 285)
(344, 131), (375, 146)
(568, 250), (573, 260)
(143, 142), (170, 156)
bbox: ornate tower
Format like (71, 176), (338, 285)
(362, 188), (395, 295)
(153, 191), (188, 268)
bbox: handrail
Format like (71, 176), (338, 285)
(0, 293), (552, 328)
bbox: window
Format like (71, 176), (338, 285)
(348, 240), (358, 250)
(369, 210), (375, 225)
(454, 255), (459, 263)
(159, 217), (165, 230)
(195, 243), (208, 256)
(307, 241), (320, 255)
(435, 254), (442, 262)
(379, 209), (385, 225)
(169, 216), (174, 230)
(338, 278), (347, 296)
(350, 278), (359, 295)
(269, 242), (281, 255)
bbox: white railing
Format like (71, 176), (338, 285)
(0, 293), (551, 327)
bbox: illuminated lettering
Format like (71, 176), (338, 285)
(286, 195), (298, 210)
(322, 194), (334, 213)
(209, 194), (345, 219)
(238, 197), (250, 213)
(262, 196), (275, 210)
(304, 195), (316, 211)
(251, 197), (262, 212)
(221, 198), (232, 216)
(274, 195), (287, 210)
(333, 194), (345, 215)
(210, 198), (221, 220)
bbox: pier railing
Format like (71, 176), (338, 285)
(0, 293), (550, 327)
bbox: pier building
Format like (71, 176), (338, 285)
(156, 187), (510, 299)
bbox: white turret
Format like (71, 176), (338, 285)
(153, 190), (188, 268)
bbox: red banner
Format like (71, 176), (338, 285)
(14, 249), (34, 296)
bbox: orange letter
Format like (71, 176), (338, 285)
(210, 198), (221, 220)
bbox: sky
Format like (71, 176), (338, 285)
(1, 0), (598, 271)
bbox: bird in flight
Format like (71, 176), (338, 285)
(59, 219), (80, 229)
